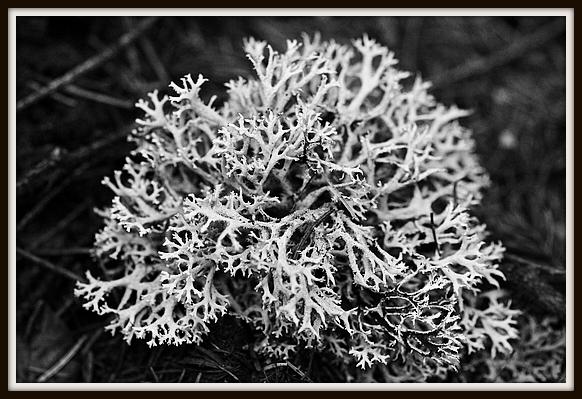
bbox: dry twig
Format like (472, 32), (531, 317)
(263, 361), (312, 382)
(16, 246), (84, 282)
(32, 247), (92, 257)
(139, 36), (169, 83)
(37, 335), (89, 382)
(29, 199), (91, 249)
(62, 84), (133, 109)
(17, 162), (92, 231)
(16, 125), (128, 196)
(16, 17), (158, 112)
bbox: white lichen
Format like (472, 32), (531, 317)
(75, 34), (519, 381)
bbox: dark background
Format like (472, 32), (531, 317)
(15, 16), (566, 383)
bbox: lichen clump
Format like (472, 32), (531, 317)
(75, 34), (519, 381)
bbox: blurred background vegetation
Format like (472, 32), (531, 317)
(15, 15), (566, 383)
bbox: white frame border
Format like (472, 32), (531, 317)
(8, 8), (574, 391)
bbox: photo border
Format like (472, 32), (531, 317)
(6, 6), (576, 393)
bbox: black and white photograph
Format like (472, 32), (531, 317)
(11, 9), (571, 388)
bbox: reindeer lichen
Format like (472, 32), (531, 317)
(75, 34), (519, 381)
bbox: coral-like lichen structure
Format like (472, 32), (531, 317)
(76, 34), (519, 381)
(460, 314), (564, 383)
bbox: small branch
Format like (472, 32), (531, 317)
(263, 362), (289, 371)
(26, 81), (77, 107)
(82, 351), (94, 383)
(16, 148), (64, 194)
(122, 17), (143, 75)
(32, 247), (92, 257)
(16, 246), (85, 282)
(285, 361), (312, 382)
(521, 339), (566, 357)
(139, 36), (169, 83)
(80, 329), (103, 356)
(55, 296), (75, 318)
(504, 253), (565, 276)
(24, 300), (45, 342)
(16, 16), (159, 112)
(29, 199), (91, 249)
(17, 162), (91, 231)
(66, 129), (129, 164)
(62, 84), (133, 109)
(429, 212), (441, 257)
(213, 362), (239, 382)
(263, 361), (312, 382)
(149, 366), (160, 383)
(431, 18), (565, 89)
(196, 347), (239, 381)
(291, 207), (335, 260)
(177, 369), (186, 383)
(37, 335), (89, 382)
(17, 127), (128, 195)
(28, 73), (133, 109)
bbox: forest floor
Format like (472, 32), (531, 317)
(15, 15), (566, 383)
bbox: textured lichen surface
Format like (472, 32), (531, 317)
(75, 34), (521, 381)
